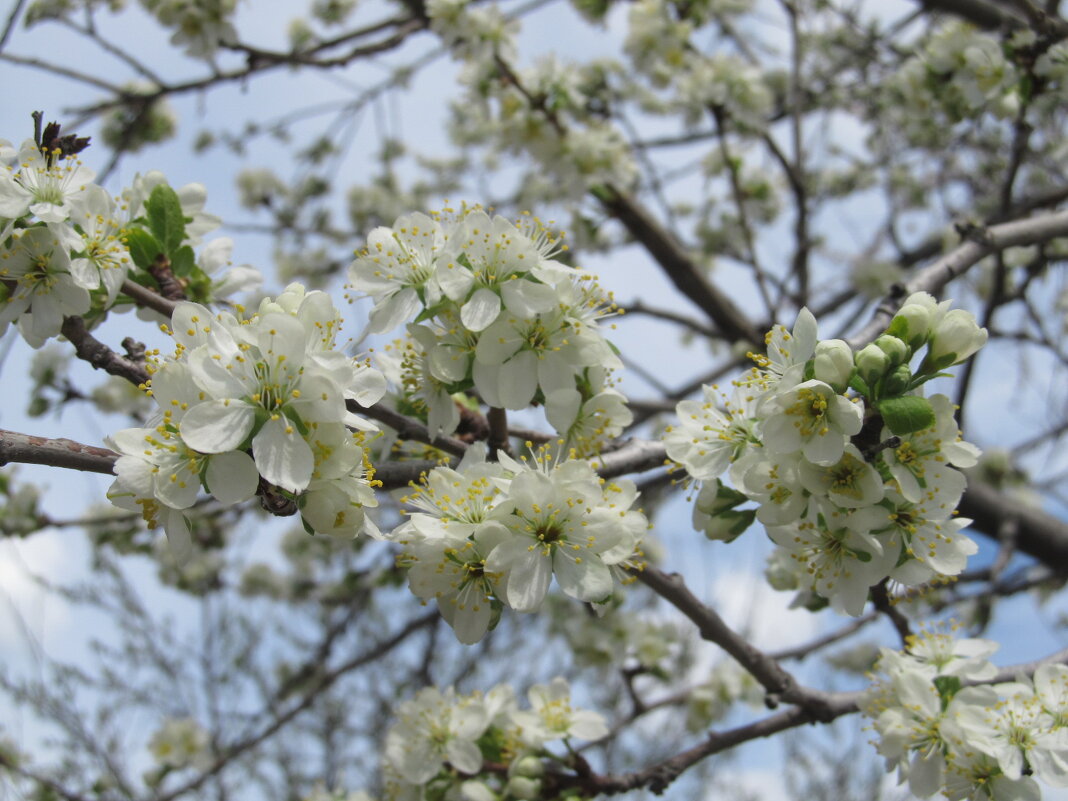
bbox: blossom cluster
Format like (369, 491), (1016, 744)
(107, 284), (387, 553)
(139, 0), (238, 58)
(879, 21), (1039, 151)
(425, 0), (638, 200)
(0, 131), (260, 348)
(861, 630), (1068, 800)
(147, 717), (209, 773)
(389, 445), (648, 643)
(623, 0), (769, 130)
(349, 208), (631, 455)
(663, 292), (987, 615)
(548, 594), (687, 677)
(378, 678), (608, 801)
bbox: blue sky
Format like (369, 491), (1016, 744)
(2, 1), (1068, 797)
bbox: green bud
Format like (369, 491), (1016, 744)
(883, 363), (913, 396)
(697, 508), (755, 543)
(693, 480), (747, 517)
(855, 343), (889, 387)
(873, 334), (909, 367)
(886, 301), (934, 349)
(507, 776), (542, 800)
(513, 756), (545, 778)
(813, 339), (854, 392)
(26, 397), (49, 417)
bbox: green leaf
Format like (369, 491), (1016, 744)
(848, 372), (871, 398)
(877, 395), (936, 435)
(183, 265), (213, 301)
(170, 245), (195, 277)
(125, 227), (163, 270)
(145, 184), (187, 255)
(906, 371), (953, 392)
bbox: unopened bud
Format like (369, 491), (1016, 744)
(855, 343), (889, 388)
(813, 339), (854, 392)
(693, 480), (747, 517)
(696, 508), (755, 543)
(506, 777), (542, 800)
(873, 334), (909, 367)
(513, 756), (545, 779)
(887, 300), (934, 349)
(922, 309), (988, 372)
(882, 364), (913, 396)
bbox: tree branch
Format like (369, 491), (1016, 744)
(849, 208), (1068, 347)
(0, 429), (117, 475)
(912, 0), (1027, 29)
(121, 278), (180, 318)
(61, 316), (151, 386)
(596, 185), (762, 345)
(352, 400), (469, 458)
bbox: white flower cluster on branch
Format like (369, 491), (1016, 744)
(349, 208), (631, 454)
(0, 127), (261, 348)
(379, 677), (608, 801)
(107, 285), (387, 553)
(390, 444), (648, 643)
(863, 629), (1068, 800)
(664, 295), (987, 614)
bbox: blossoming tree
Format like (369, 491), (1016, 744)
(2, 0), (1068, 799)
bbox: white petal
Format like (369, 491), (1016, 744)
(368, 287), (421, 334)
(488, 540), (550, 612)
(180, 400), (255, 453)
(460, 287), (502, 332)
(160, 509), (193, 561)
(498, 350), (538, 409)
(554, 551), (613, 603)
(205, 451), (259, 505)
(445, 737), (483, 775)
(501, 279), (557, 318)
(253, 417), (314, 492)
(546, 387), (581, 434)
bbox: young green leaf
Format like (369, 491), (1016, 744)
(877, 395), (936, 435)
(145, 184), (187, 256)
(125, 228), (163, 270)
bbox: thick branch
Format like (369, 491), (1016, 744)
(490, 53), (760, 346)
(912, 0), (1026, 29)
(587, 695), (859, 796)
(0, 429), (117, 475)
(850, 209), (1068, 347)
(634, 567), (836, 712)
(486, 407), (511, 457)
(597, 185), (762, 345)
(592, 438), (668, 479)
(961, 478), (1068, 572)
(587, 643), (1068, 796)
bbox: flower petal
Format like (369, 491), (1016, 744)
(180, 400), (255, 453)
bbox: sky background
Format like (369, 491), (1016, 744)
(2, 0), (1068, 797)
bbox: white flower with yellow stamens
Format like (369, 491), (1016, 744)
(483, 454), (645, 611)
(759, 379), (863, 466)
